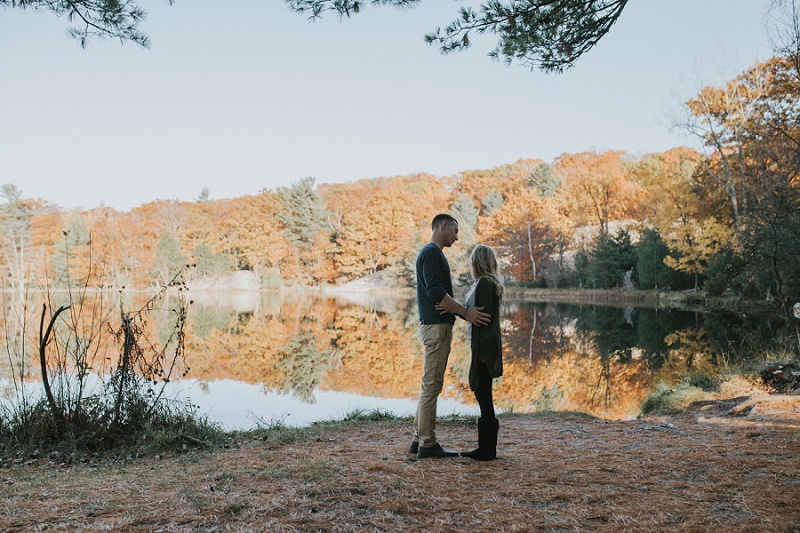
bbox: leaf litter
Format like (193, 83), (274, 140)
(0, 395), (798, 532)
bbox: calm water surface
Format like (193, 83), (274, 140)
(1, 290), (787, 430)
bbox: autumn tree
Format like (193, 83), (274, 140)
(628, 147), (702, 237)
(356, 180), (420, 278)
(481, 186), (555, 284)
(27, 198), (62, 286)
(681, 76), (758, 226)
(320, 173), (450, 285)
(459, 158), (542, 214)
(217, 193), (291, 287)
(662, 217), (732, 291)
(321, 178), (381, 280)
(681, 52), (800, 302)
(556, 151), (644, 236)
(130, 200), (188, 285)
(734, 55), (800, 304)
(78, 206), (137, 288)
(627, 148), (710, 291)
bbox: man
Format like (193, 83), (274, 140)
(411, 214), (491, 459)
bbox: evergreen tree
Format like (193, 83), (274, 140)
(636, 228), (669, 290)
(581, 229), (637, 289)
(0, 184), (31, 296)
(635, 228), (696, 291)
(192, 243), (232, 277)
(276, 334), (331, 404)
(152, 232), (186, 286)
(481, 190), (504, 215)
(194, 187), (211, 203)
(3, 0), (175, 48)
(574, 249), (591, 288)
(527, 162), (562, 198)
(288, 0), (630, 72)
(278, 177), (326, 248)
(704, 248), (750, 297)
(277, 177), (330, 284)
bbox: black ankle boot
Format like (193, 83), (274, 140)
(461, 417), (498, 461)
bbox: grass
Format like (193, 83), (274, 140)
(640, 381), (710, 415)
(240, 408), (412, 447)
(0, 393), (228, 463)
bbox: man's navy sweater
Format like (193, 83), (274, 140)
(415, 243), (456, 325)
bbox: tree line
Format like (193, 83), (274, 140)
(3, 54), (799, 310)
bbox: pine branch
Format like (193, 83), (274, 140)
(286, 0), (630, 72)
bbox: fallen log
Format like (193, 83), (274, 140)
(761, 361), (800, 393)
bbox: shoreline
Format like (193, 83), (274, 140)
(503, 287), (771, 312)
(13, 283), (784, 315)
(1, 396), (798, 531)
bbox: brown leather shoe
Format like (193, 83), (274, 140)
(416, 443), (458, 459)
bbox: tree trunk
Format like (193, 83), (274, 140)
(527, 223), (537, 281)
(38, 304), (71, 420)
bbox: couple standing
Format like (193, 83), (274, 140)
(410, 214), (503, 461)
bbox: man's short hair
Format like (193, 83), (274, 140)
(432, 214), (458, 230)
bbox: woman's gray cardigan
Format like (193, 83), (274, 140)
(469, 277), (503, 391)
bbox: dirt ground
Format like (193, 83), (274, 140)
(1, 395), (799, 532)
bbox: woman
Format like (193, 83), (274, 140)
(462, 244), (504, 461)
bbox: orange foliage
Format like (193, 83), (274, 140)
(556, 151), (645, 233)
(7, 149), (725, 290)
(479, 186), (563, 281)
(319, 174), (451, 282)
(458, 158), (543, 209)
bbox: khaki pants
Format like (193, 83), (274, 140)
(413, 323), (453, 448)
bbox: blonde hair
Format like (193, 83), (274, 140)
(469, 244), (504, 300)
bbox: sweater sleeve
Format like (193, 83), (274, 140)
(473, 278), (497, 328)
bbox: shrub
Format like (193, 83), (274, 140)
(1, 252), (226, 459)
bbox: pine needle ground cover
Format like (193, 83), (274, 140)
(0, 396), (798, 532)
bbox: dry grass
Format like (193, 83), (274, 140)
(1, 395), (799, 532)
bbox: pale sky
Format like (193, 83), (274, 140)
(2, 1), (776, 211)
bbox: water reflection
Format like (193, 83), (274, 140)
(2, 290), (791, 428)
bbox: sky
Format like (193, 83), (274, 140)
(1, 0), (778, 212)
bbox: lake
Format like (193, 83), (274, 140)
(0, 289), (787, 430)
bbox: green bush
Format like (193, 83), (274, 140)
(640, 380), (709, 415)
(704, 248), (748, 296)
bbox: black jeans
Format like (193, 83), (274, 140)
(473, 361), (496, 420)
